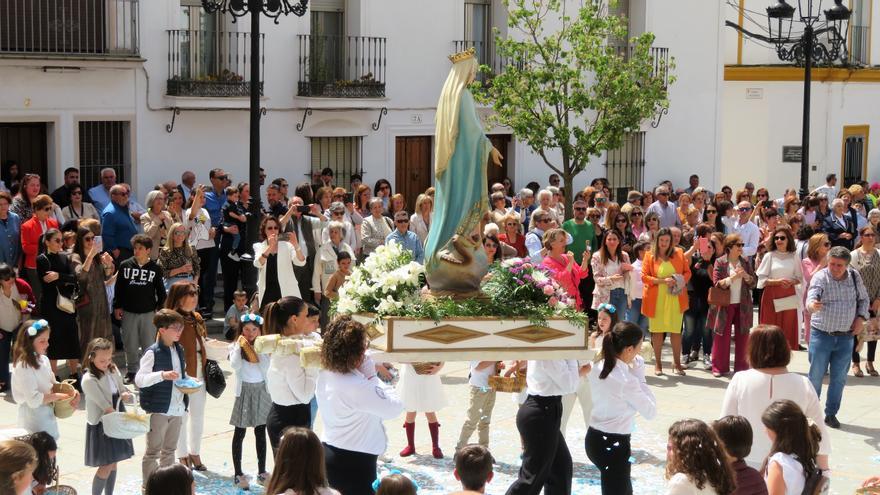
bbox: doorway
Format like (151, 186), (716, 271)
(395, 136), (433, 213)
(0, 123), (49, 189)
(487, 134), (511, 189)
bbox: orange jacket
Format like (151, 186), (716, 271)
(640, 248), (692, 318)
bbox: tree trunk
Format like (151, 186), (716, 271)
(563, 173), (575, 221)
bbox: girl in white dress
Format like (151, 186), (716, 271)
(761, 400), (823, 495)
(398, 362), (447, 459)
(11, 319), (80, 440)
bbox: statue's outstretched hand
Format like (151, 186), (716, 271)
(490, 147), (504, 167)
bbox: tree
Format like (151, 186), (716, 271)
(475, 0), (674, 217)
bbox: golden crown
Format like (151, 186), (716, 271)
(448, 47), (477, 63)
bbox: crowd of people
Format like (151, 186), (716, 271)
(0, 162), (878, 495)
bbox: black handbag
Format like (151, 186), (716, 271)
(204, 359), (226, 399)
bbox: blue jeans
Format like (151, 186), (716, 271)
(808, 328), (854, 417)
(625, 298), (650, 338)
(682, 297), (711, 356)
(608, 288), (627, 316)
(309, 397), (318, 429)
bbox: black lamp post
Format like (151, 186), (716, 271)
(201, 0), (309, 250)
(727, 0), (850, 198)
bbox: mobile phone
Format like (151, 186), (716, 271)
(297, 205), (311, 214)
(698, 237), (708, 253)
(94, 235), (103, 251)
(343, 192), (353, 204)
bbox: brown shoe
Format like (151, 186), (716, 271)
(867, 362), (879, 377)
(852, 364), (865, 377)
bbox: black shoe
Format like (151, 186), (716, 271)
(124, 372), (135, 385)
(824, 415), (841, 429)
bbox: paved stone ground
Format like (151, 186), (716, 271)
(2, 338), (878, 495)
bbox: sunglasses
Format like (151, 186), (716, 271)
(265, 226), (279, 231)
(734, 242), (745, 247)
(71, 191), (82, 196)
(774, 236), (787, 241)
(173, 230), (186, 235)
(506, 222), (518, 226)
(84, 235), (95, 241)
(113, 191), (130, 197)
(706, 209), (717, 213)
(616, 218), (627, 223)
(758, 194), (768, 198)
(863, 233), (876, 237)
(738, 207), (752, 212)
(217, 175), (229, 181)
(484, 243), (497, 248)
(588, 215), (600, 219)
(595, 198), (607, 203)
(574, 207), (587, 211)
(396, 219), (409, 224)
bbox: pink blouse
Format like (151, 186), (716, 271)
(541, 254), (589, 310)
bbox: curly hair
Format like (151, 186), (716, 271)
(665, 419), (736, 495)
(320, 315), (368, 374)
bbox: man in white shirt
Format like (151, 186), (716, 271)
(88, 167), (117, 212)
(646, 185), (681, 228)
(813, 173), (839, 199)
(525, 212), (573, 264)
(733, 201), (761, 259)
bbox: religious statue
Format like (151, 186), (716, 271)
(424, 47), (504, 295)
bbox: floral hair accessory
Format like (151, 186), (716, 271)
(27, 319), (49, 337)
(597, 303), (616, 314)
(372, 470), (419, 492)
(240, 313), (264, 325)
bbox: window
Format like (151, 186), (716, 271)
(604, 131), (645, 202)
(178, 0), (221, 81)
(849, 0), (870, 65)
(310, 0), (345, 85)
(78, 121), (130, 190)
(841, 125), (869, 188)
(310, 137), (362, 187)
(464, 0), (491, 65)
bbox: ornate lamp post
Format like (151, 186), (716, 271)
(728, 0), (850, 197)
(201, 0), (309, 249)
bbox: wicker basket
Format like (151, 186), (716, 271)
(52, 379), (77, 419)
(204, 339), (230, 361)
(174, 378), (203, 395)
(489, 371), (527, 393)
(411, 362), (441, 375)
(46, 485), (77, 495)
(101, 399), (150, 440)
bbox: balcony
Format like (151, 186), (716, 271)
(167, 29), (264, 98)
(297, 35), (386, 98)
(0, 0), (139, 57)
(611, 45), (670, 89)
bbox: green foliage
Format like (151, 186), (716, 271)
(474, 0), (675, 215)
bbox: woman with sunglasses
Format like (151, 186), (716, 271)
(373, 179), (392, 209)
(254, 216), (305, 312)
(166, 189), (185, 224)
(642, 228), (691, 376)
(158, 222), (200, 291)
(850, 225), (880, 377)
(815, 194), (830, 224)
(638, 211), (660, 242)
(629, 206), (646, 239)
(591, 230), (631, 314)
(706, 234), (756, 377)
(498, 212), (527, 257)
(70, 226), (115, 354)
(164, 281), (209, 471)
(141, 190), (174, 262)
(61, 183), (100, 223)
(615, 213), (636, 256)
(756, 227), (803, 351)
(800, 233), (830, 346)
(21, 195), (60, 307)
(675, 193), (691, 226)
(36, 228), (80, 377)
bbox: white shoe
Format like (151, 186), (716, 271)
(227, 252), (241, 262)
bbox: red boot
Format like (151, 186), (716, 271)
(399, 422), (416, 457)
(428, 422), (443, 459)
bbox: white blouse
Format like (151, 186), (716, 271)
(720, 369), (830, 467)
(728, 259), (744, 305)
(757, 251), (804, 289)
(766, 452), (805, 495)
(588, 356), (656, 434)
(665, 473), (719, 495)
(266, 332), (320, 406)
(12, 355), (55, 410)
(526, 360), (579, 397)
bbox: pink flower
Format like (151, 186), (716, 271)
(548, 297), (559, 306)
(543, 285), (555, 296)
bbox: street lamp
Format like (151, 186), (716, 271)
(727, 0), (850, 198)
(201, 0), (309, 250)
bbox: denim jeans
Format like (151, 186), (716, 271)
(682, 296), (711, 356)
(608, 288), (627, 317)
(808, 328), (854, 417)
(625, 299), (650, 338)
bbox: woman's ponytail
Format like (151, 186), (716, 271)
(262, 301), (279, 335)
(599, 322), (644, 379)
(260, 296), (305, 336)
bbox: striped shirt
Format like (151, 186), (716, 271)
(806, 267), (869, 333)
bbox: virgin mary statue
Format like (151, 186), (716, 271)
(424, 47), (503, 295)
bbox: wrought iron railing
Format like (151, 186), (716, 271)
(0, 0), (139, 56)
(605, 131), (646, 202)
(610, 45), (670, 89)
(452, 40), (519, 83)
(167, 29), (264, 97)
(848, 25), (870, 66)
(297, 35), (386, 98)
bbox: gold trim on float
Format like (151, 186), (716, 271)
(406, 325), (489, 345)
(724, 65), (880, 82)
(495, 325), (575, 344)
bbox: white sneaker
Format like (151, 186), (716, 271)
(227, 252), (241, 262)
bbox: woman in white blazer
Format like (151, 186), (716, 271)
(313, 221), (355, 328)
(253, 216), (306, 311)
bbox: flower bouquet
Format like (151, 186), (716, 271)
(482, 258), (577, 311)
(335, 242), (425, 317)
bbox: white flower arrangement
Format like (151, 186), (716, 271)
(335, 242), (425, 317)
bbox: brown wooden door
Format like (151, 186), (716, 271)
(395, 136), (433, 213)
(0, 123), (49, 186)
(487, 134), (511, 188)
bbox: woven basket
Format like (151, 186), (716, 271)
(101, 399), (150, 440)
(489, 371), (527, 393)
(411, 362), (441, 375)
(204, 339), (230, 361)
(46, 485), (77, 495)
(174, 379), (203, 395)
(52, 379), (77, 419)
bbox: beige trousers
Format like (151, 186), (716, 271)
(456, 385), (497, 449)
(142, 414), (183, 482)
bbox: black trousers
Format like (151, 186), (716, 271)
(585, 427), (632, 495)
(324, 443), (378, 495)
(266, 403), (311, 453)
(197, 245), (219, 314)
(293, 260), (315, 305)
(231, 425), (267, 476)
(506, 395), (572, 495)
(219, 253), (241, 313)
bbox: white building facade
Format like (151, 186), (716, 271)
(8, 0), (863, 206)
